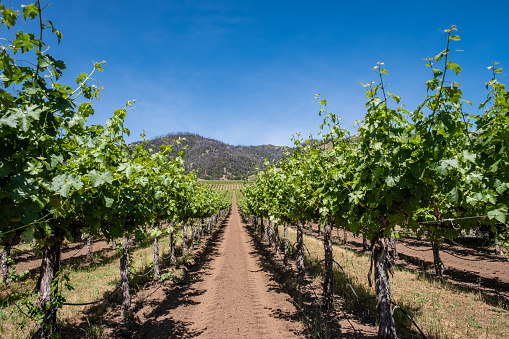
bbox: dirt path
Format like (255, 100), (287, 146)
(131, 191), (303, 338)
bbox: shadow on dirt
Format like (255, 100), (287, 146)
(303, 227), (509, 309)
(61, 215), (230, 339)
(244, 220), (379, 338)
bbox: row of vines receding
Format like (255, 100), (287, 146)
(0, 2), (232, 338)
(238, 25), (508, 338)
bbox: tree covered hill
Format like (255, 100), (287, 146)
(131, 132), (291, 180)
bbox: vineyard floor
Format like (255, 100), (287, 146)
(306, 226), (509, 307)
(108, 192), (306, 338)
(14, 238), (116, 275)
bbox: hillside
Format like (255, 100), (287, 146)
(132, 133), (290, 180)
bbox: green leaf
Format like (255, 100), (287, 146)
(155, 191), (165, 200)
(434, 48), (448, 62)
(0, 112), (17, 128)
(442, 158), (459, 169)
(50, 174), (83, 197)
(21, 227), (34, 243)
(488, 206), (508, 223)
(462, 150), (476, 163)
(45, 20), (62, 44)
(449, 186), (459, 204)
(385, 176), (396, 187)
(103, 196), (114, 208)
(495, 183), (507, 195)
(446, 61), (462, 75)
(88, 170), (113, 187)
(150, 228), (162, 237)
(390, 93), (401, 104)
(0, 160), (13, 178)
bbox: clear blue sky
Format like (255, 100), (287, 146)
(35, 0), (509, 146)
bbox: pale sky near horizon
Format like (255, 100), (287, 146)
(21, 0), (509, 146)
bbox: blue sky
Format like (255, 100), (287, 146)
(33, 0), (509, 146)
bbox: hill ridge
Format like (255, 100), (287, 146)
(133, 132), (290, 180)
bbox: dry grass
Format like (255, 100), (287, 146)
(283, 227), (509, 338)
(0, 230), (186, 339)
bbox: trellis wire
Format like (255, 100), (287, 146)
(31, 276), (125, 338)
(29, 210), (229, 338)
(63, 277), (124, 306)
(280, 221), (426, 338)
(131, 265), (155, 277)
(412, 213), (509, 225)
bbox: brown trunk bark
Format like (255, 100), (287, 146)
(86, 236), (93, 262)
(390, 236), (398, 260)
(263, 219), (269, 242)
(37, 235), (62, 338)
(343, 229), (348, 244)
(120, 236), (131, 315)
(323, 222), (333, 311)
(495, 237), (504, 256)
(153, 223), (162, 281)
(169, 228), (177, 266)
(1, 245), (11, 283)
(296, 221), (305, 283)
(372, 231), (397, 338)
(268, 220), (273, 246)
(431, 240), (444, 279)
(111, 238), (117, 250)
(362, 234), (369, 251)
(273, 222), (279, 255)
(183, 224), (188, 254)
(283, 223), (289, 266)
(191, 222), (196, 250)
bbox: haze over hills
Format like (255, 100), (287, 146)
(133, 133), (291, 180)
